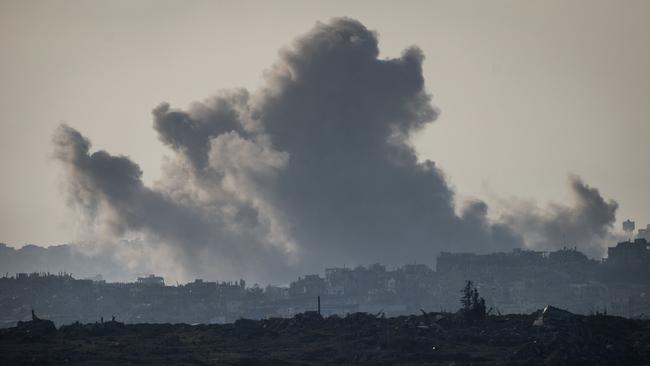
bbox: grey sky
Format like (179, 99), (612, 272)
(1, 0), (649, 247)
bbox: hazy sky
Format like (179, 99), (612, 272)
(1, 0), (649, 246)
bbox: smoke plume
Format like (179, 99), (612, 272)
(53, 18), (619, 283)
(498, 175), (620, 258)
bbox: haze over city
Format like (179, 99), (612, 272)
(1, 0), (649, 284)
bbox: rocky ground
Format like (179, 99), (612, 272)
(1, 309), (649, 365)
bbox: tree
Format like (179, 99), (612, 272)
(460, 280), (486, 321)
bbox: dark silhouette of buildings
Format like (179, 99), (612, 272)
(1, 239), (650, 327)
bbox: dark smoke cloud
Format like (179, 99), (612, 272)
(153, 90), (251, 171)
(54, 123), (292, 281)
(499, 175), (620, 258)
(53, 18), (619, 283)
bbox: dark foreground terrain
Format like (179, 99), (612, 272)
(1, 308), (649, 366)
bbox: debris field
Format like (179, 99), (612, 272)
(1, 309), (649, 365)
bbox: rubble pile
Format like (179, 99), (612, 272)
(14, 317), (56, 336)
(0, 307), (649, 365)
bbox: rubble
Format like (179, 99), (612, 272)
(532, 305), (577, 328)
(13, 310), (56, 337)
(14, 318), (56, 336)
(0, 309), (648, 365)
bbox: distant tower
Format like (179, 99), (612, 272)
(623, 219), (635, 239)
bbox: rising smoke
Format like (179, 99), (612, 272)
(499, 175), (620, 258)
(54, 18), (620, 283)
